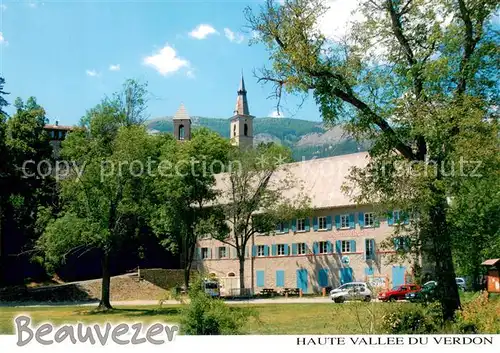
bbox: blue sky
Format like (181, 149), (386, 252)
(0, 0), (321, 126)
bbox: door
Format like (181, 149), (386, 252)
(318, 268), (329, 288)
(340, 267), (353, 284)
(392, 265), (406, 288)
(296, 269), (308, 293)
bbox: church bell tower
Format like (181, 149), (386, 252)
(230, 73), (254, 149)
(173, 103), (191, 141)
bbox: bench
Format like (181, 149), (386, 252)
(281, 287), (300, 296)
(259, 288), (277, 297)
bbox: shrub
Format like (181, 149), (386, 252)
(380, 303), (442, 334)
(453, 291), (500, 333)
(179, 278), (257, 335)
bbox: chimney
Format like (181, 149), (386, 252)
(55, 120), (59, 126)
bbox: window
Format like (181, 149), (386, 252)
(319, 241), (328, 254)
(341, 240), (351, 253)
(201, 247), (209, 259)
(244, 123), (248, 136)
(297, 243), (306, 255)
(340, 215), (350, 229)
(318, 216), (327, 230)
(276, 222), (286, 233)
(179, 125), (185, 140)
(365, 239), (375, 259)
(233, 124), (236, 137)
(364, 212), (374, 227)
(228, 272), (236, 277)
(257, 245), (265, 257)
(218, 247), (227, 259)
(393, 210), (401, 223)
(277, 244), (285, 256)
(394, 237), (406, 251)
(50, 130), (55, 138)
(297, 218), (306, 231)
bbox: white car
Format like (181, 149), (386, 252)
(330, 282), (373, 303)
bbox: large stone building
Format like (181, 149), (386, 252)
(193, 75), (413, 295)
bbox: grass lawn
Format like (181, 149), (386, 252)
(0, 302), (399, 335)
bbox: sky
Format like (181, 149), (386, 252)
(0, 0), (327, 126)
(1, 1), (498, 126)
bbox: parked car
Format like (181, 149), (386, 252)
(405, 280), (438, 302)
(456, 277), (467, 291)
(330, 282), (373, 303)
(202, 279), (220, 298)
(378, 284), (420, 302)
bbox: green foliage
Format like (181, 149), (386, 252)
(179, 277), (256, 335)
(381, 303), (443, 334)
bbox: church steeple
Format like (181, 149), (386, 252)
(173, 103), (192, 141)
(230, 72), (254, 149)
(234, 73), (250, 116)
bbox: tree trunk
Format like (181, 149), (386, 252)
(98, 252), (112, 310)
(428, 196), (461, 321)
(239, 258), (245, 292)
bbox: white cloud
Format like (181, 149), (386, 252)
(109, 64), (120, 71)
(143, 44), (190, 76)
(86, 69), (99, 77)
(189, 24), (218, 40)
(0, 32), (8, 46)
(269, 110), (285, 118)
(317, 0), (363, 41)
(224, 28), (245, 44)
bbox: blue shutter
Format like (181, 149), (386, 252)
(207, 248), (212, 259)
(318, 269), (328, 287)
(305, 218), (310, 231)
(256, 271), (265, 287)
(350, 240), (356, 253)
(349, 213), (355, 229)
(326, 216), (332, 230)
(304, 243), (309, 254)
(264, 245), (269, 256)
(313, 242), (319, 254)
(402, 211), (410, 225)
(326, 241), (332, 253)
(335, 215), (341, 229)
(404, 237), (410, 251)
(292, 243), (297, 255)
(196, 248), (201, 260)
(358, 212), (364, 228)
(335, 240), (342, 254)
(291, 219), (296, 232)
(283, 222), (289, 233)
(393, 238), (399, 251)
(276, 270), (285, 287)
(252, 246), (257, 257)
(271, 244), (277, 256)
(284, 244), (289, 256)
(365, 267), (374, 276)
(388, 211), (394, 226)
(375, 215), (380, 228)
(370, 239), (376, 258)
(313, 217), (318, 231)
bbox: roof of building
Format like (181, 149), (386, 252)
(43, 124), (75, 131)
(481, 259), (500, 266)
(233, 74), (251, 117)
(214, 152), (369, 210)
(173, 103), (191, 121)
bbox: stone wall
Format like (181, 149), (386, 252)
(138, 268), (198, 289)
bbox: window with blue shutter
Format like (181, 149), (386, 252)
(207, 248), (212, 259)
(358, 212), (364, 228)
(256, 270), (265, 287)
(313, 242), (319, 254)
(264, 245), (269, 256)
(271, 244), (277, 256)
(276, 270), (285, 287)
(283, 222), (289, 233)
(326, 216), (332, 230)
(313, 217), (318, 231)
(252, 246), (257, 257)
(388, 211), (394, 226)
(292, 243), (298, 255)
(291, 219), (296, 232)
(305, 218), (310, 231)
(196, 248), (201, 260)
(349, 213), (355, 229)
(284, 244), (290, 256)
(335, 240), (342, 254)
(318, 268), (328, 287)
(350, 240), (356, 252)
(326, 241), (332, 253)
(335, 215), (341, 229)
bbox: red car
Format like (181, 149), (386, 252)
(378, 284), (420, 302)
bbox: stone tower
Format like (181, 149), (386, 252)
(173, 103), (191, 141)
(230, 74), (254, 149)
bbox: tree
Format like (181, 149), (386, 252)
(0, 77), (9, 273)
(35, 80), (157, 310)
(151, 128), (232, 289)
(246, 0), (499, 320)
(211, 144), (310, 291)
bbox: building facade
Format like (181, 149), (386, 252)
(194, 153), (413, 294)
(43, 121), (74, 158)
